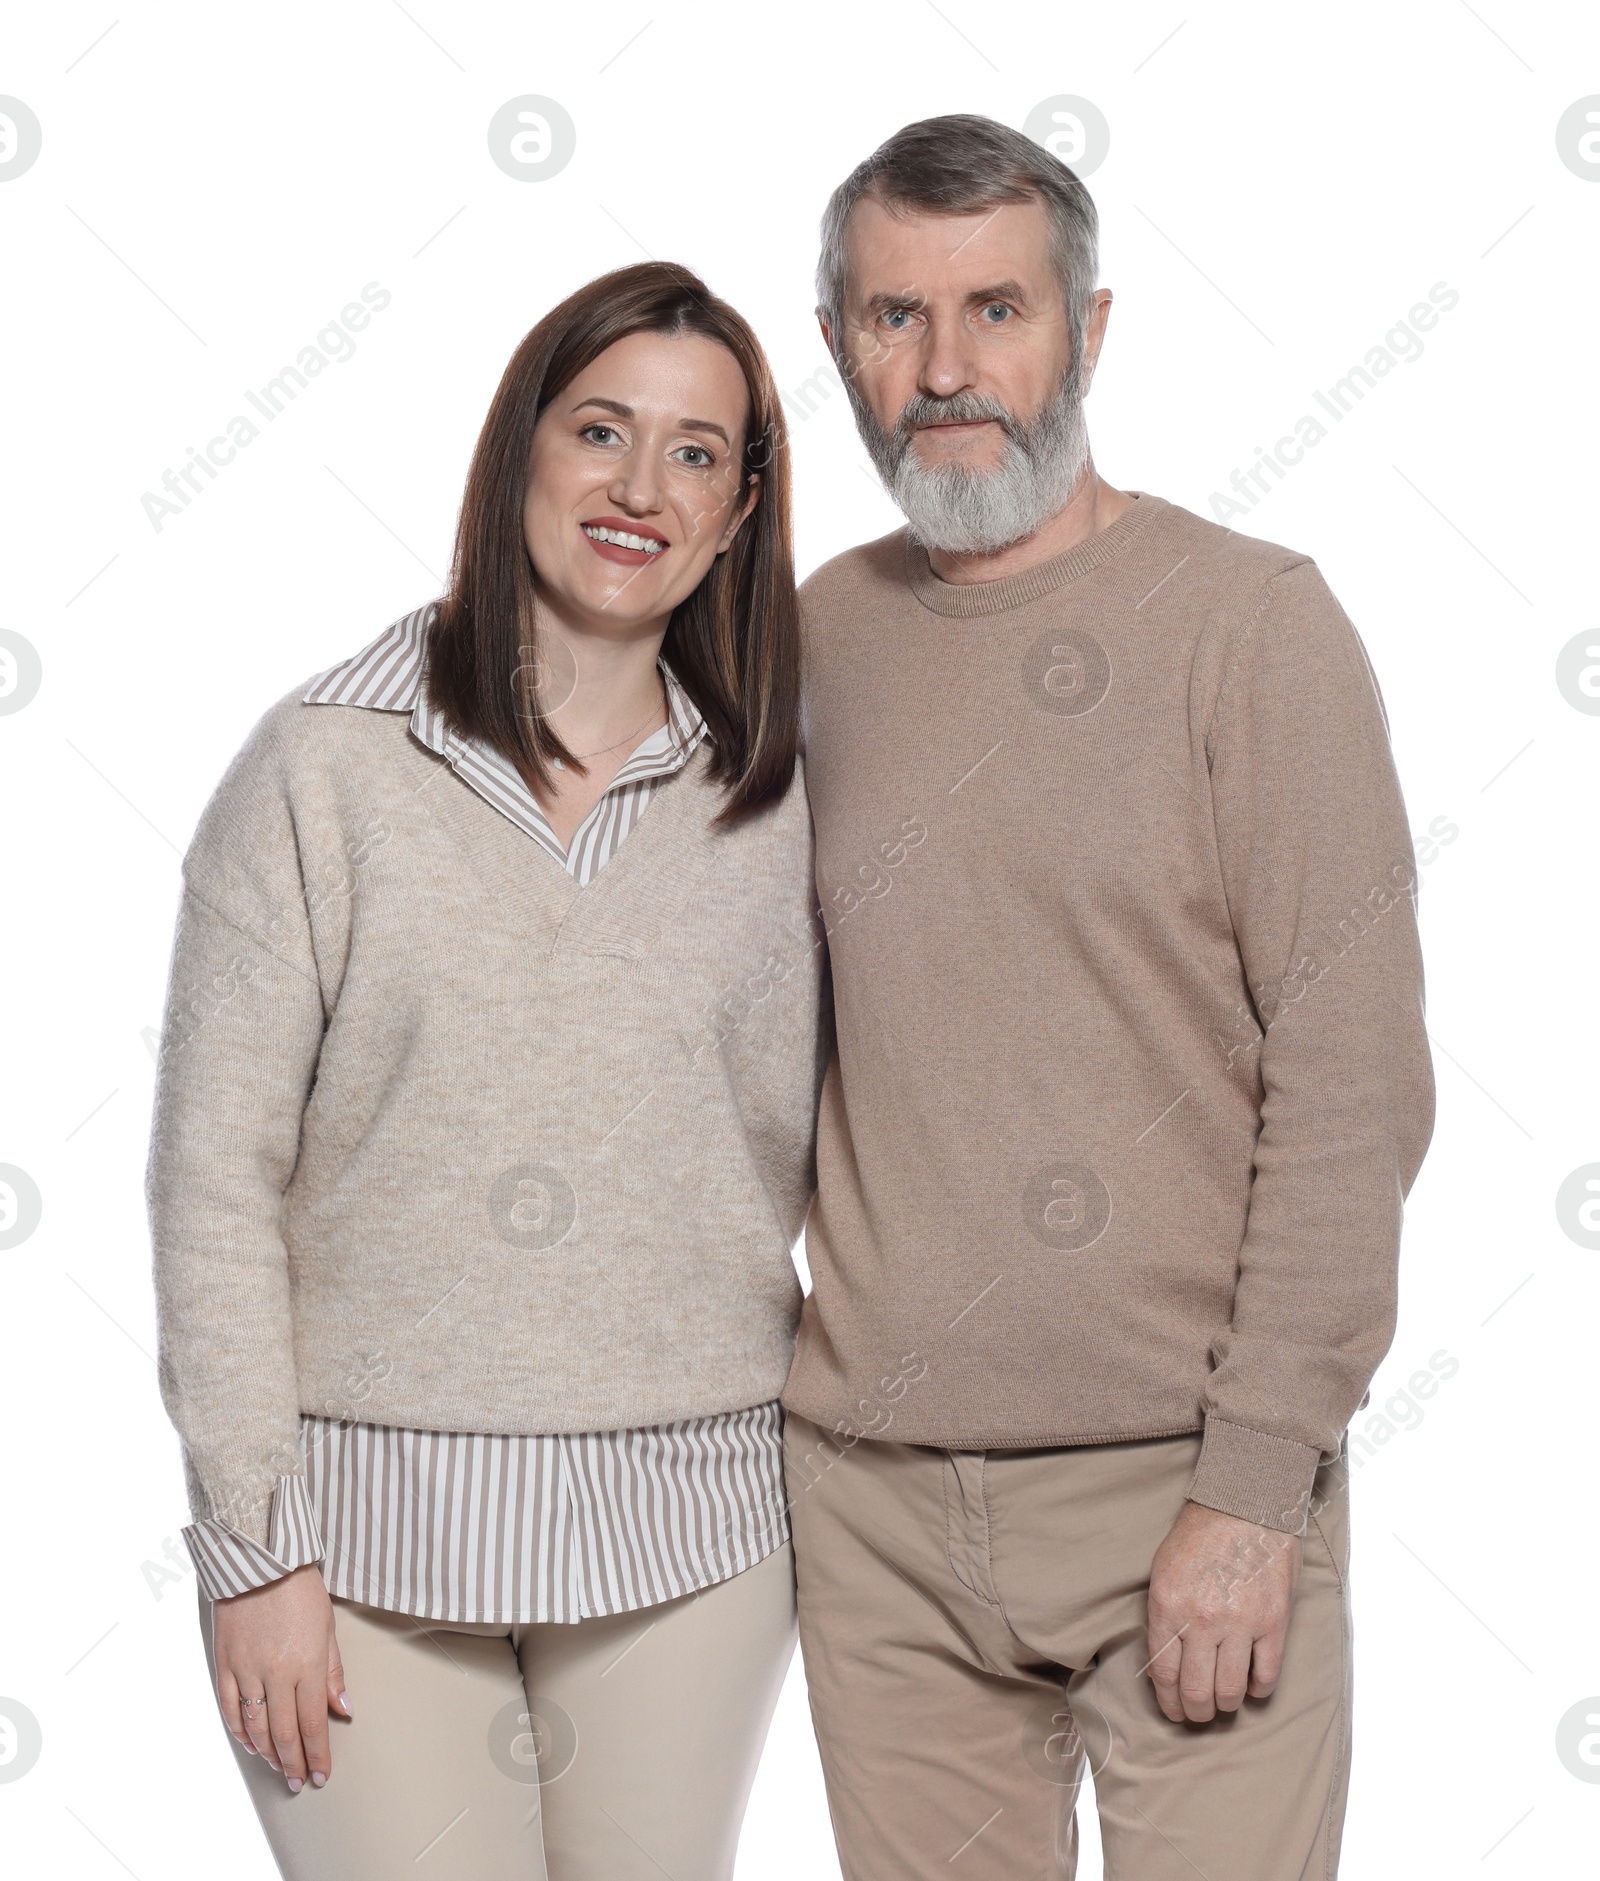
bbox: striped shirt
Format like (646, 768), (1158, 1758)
(300, 603), (710, 885)
(181, 605), (790, 1620)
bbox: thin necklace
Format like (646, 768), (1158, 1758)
(550, 686), (669, 770)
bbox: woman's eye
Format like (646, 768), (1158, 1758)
(674, 444), (714, 468)
(580, 424), (617, 445)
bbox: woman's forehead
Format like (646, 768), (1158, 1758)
(564, 330), (748, 422)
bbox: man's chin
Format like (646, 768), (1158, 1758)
(911, 437), (1007, 475)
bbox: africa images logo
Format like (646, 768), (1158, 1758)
(487, 97), (577, 181)
(488, 1163), (578, 1251)
(0, 98), (42, 182)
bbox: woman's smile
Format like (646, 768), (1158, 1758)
(580, 514), (670, 567)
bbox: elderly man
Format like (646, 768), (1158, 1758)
(782, 114), (1434, 1880)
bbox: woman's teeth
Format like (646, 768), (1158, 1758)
(583, 525), (665, 554)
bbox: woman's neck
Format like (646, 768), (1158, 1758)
(528, 619), (674, 850)
(537, 609), (671, 759)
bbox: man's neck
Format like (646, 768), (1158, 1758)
(925, 467), (1135, 587)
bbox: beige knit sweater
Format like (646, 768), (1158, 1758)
(783, 494), (1435, 1533)
(148, 690), (825, 1542)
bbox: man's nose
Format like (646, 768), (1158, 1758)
(919, 313), (979, 399)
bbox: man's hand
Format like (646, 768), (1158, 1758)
(212, 1564), (350, 1789)
(1145, 1501), (1302, 1723)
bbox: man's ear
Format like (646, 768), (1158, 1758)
(717, 472), (761, 554)
(1079, 288), (1114, 395)
(817, 309), (834, 356)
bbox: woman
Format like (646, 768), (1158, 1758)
(148, 261), (825, 1880)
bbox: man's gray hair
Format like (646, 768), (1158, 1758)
(816, 114), (1100, 359)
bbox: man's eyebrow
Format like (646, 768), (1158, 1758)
(570, 396), (729, 445)
(860, 289), (928, 318)
(964, 280), (1032, 307)
(857, 281), (1036, 318)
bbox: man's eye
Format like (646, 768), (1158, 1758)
(882, 309), (913, 330)
(981, 304), (1011, 323)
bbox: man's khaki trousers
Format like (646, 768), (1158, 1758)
(784, 1415), (1352, 1881)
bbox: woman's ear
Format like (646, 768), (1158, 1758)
(716, 471), (761, 555)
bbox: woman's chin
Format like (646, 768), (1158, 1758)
(543, 567), (694, 632)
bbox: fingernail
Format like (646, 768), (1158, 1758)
(338, 1691), (353, 1715)
(311, 1771), (326, 1788)
(287, 1776), (303, 1793)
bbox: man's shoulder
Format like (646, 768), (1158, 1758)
(1141, 501), (1376, 719)
(1141, 495), (1316, 592)
(798, 527), (913, 620)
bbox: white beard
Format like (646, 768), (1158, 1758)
(849, 369), (1092, 556)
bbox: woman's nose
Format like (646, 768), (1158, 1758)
(609, 450), (664, 515)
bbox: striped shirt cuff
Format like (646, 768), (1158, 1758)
(183, 1474), (324, 1601)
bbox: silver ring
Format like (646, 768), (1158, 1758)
(240, 1696), (266, 1710)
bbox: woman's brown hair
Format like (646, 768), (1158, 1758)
(427, 262), (800, 821)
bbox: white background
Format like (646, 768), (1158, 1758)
(2, 2), (1597, 1875)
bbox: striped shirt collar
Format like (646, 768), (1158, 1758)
(303, 604), (709, 881)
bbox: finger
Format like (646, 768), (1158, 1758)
(215, 1667), (254, 1753)
(1145, 1622), (1188, 1724)
(1248, 1622), (1289, 1698)
(1178, 1637), (1219, 1723)
(1213, 1632), (1253, 1713)
(240, 1690), (278, 1768)
(266, 1680), (308, 1789)
(297, 1677), (332, 1789)
(326, 1625), (352, 1721)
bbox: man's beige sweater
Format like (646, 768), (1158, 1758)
(148, 691), (824, 1542)
(783, 494), (1434, 1532)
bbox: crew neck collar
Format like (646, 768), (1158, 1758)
(905, 491), (1163, 618)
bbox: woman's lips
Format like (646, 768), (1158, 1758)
(580, 517), (669, 568)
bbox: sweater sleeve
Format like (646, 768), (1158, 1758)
(713, 765), (830, 1249)
(1186, 561), (1435, 1533)
(147, 717), (328, 1547)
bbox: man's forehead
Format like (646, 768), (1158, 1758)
(844, 195), (1056, 301)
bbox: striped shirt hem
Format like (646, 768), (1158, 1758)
(183, 1404), (790, 1622)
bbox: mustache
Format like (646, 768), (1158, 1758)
(893, 391), (1030, 449)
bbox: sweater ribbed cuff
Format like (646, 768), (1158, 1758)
(184, 1474), (323, 1602)
(1184, 1415), (1323, 1535)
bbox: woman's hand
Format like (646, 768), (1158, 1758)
(212, 1564), (350, 1790)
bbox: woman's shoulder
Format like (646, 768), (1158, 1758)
(218, 684), (412, 799)
(228, 605), (436, 782)
(187, 669), (422, 886)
